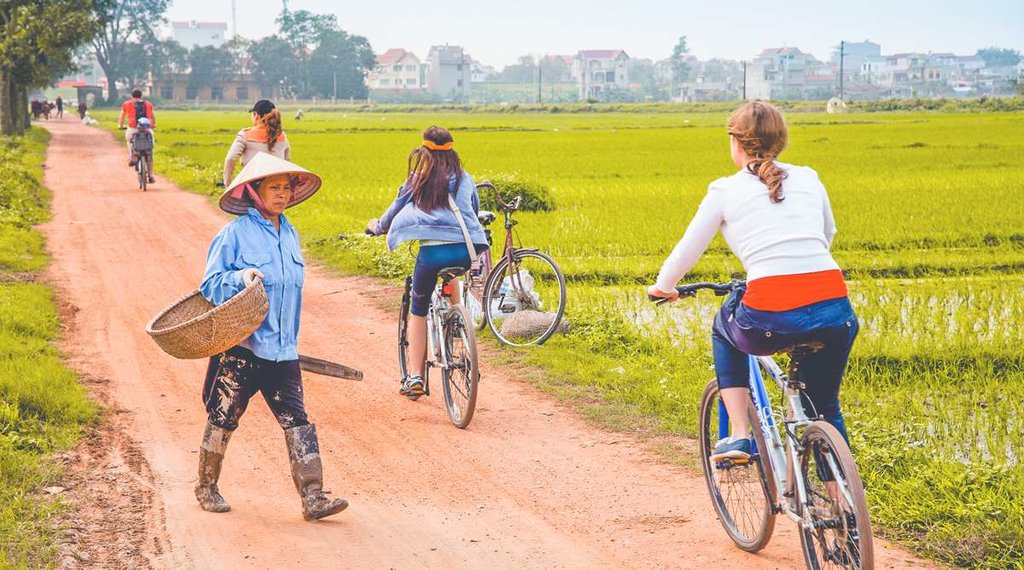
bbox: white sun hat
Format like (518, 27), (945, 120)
(220, 152), (322, 215)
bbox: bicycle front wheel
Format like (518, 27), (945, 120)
(698, 379), (776, 552)
(441, 305), (478, 428)
(483, 250), (566, 347)
(798, 422), (874, 570)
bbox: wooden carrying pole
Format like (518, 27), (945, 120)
(298, 354), (363, 381)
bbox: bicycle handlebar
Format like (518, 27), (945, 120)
(648, 280), (745, 305)
(476, 180), (521, 213)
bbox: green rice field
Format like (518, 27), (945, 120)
(94, 105), (1024, 568)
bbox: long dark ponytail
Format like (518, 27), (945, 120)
(407, 126), (462, 212)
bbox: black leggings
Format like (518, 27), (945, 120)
(203, 346), (308, 431)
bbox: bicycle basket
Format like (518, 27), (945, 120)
(145, 280), (268, 359)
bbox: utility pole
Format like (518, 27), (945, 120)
(333, 71), (337, 101)
(742, 61), (747, 100)
(231, 0), (237, 37)
(838, 40), (845, 100)
(537, 64), (543, 104)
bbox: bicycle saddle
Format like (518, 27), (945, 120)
(477, 210), (496, 226)
(439, 266), (468, 282)
(779, 341), (825, 358)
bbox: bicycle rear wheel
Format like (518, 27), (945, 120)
(798, 422), (874, 570)
(397, 276), (413, 380)
(483, 250), (566, 347)
(137, 160), (147, 191)
(441, 305), (478, 428)
(698, 379), (776, 552)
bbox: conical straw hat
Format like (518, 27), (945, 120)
(220, 152), (322, 215)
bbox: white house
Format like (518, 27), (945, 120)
(575, 49), (629, 100)
(367, 48), (424, 91)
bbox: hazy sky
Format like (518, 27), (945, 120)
(166, 0), (1024, 66)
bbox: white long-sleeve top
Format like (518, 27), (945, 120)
(655, 162), (840, 291)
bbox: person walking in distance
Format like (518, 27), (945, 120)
(118, 88), (156, 167)
(223, 99), (290, 187)
(55, 96), (63, 118)
(195, 152), (348, 521)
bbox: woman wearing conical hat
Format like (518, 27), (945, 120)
(195, 152), (347, 521)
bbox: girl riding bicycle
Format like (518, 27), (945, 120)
(366, 126), (488, 399)
(648, 101), (859, 464)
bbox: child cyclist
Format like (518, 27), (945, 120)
(130, 117), (156, 184)
(366, 126), (488, 399)
(647, 101), (859, 463)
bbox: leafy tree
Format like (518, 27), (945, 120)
(91, 0), (169, 104)
(249, 36), (297, 97)
(670, 36), (694, 84)
(187, 45), (236, 93)
(976, 47), (1021, 67)
(498, 55), (537, 83)
(539, 56), (573, 84)
(0, 0), (97, 135)
(308, 29), (375, 99)
(276, 8), (339, 96)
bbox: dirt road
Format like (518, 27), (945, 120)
(39, 118), (929, 569)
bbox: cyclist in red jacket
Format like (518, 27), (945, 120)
(118, 88), (156, 167)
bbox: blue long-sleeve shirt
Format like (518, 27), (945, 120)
(200, 208), (304, 362)
(373, 171), (488, 251)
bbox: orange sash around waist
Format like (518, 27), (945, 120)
(742, 269), (848, 312)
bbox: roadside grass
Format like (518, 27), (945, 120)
(89, 108), (1024, 567)
(0, 130), (99, 567)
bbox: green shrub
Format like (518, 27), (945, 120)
(476, 171), (555, 212)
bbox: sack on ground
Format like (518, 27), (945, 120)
(498, 309), (569, 339)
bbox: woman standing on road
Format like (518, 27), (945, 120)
(195, 152), (348, 521)
(223, 99), (291, 187)
(648, 101), (859, 463)
(365, 126), (488, 399)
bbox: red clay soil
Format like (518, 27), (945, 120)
(38, 118), (931, 569)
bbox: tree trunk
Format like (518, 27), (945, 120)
(0, 71), (11, 136)
(104, 68), (119, 105)
(0, 72), (26, 136)
(16, 82), (30, 131)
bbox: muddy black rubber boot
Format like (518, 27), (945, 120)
(195, 422), (231, 513)
(284, 424), (348, 521)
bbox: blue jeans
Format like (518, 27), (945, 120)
(410, 243), (487, 317)
(711, 288), (859, 443)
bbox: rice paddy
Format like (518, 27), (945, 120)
(92, 105), (1024, 568)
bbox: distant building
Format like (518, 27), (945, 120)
(149, 73), (279, 103)
(426, 45), (471, 100)
(171, 21), (227, 49)
(833, 40), (881, 78)
(367, 48), (424, 90)
(470, 60), (496, 83)
(575, 49), (629, 100)
(747, 47), (815, 100)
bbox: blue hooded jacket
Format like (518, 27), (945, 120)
(373, 170), (488, 251)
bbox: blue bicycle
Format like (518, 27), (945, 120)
(655, 281), (874, 569)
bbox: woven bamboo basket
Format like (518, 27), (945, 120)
(146, 280), (269, 359)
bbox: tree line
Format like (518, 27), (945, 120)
(0, 1), (375, 135)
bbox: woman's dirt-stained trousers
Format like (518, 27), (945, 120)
(203, 345), (308, 431)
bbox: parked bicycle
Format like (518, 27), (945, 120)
(463, 181), (567, 347)
(652, 280), (873, 569)
(398, 267), (479, 428)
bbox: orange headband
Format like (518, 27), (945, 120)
(422, 140), (453, 151)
